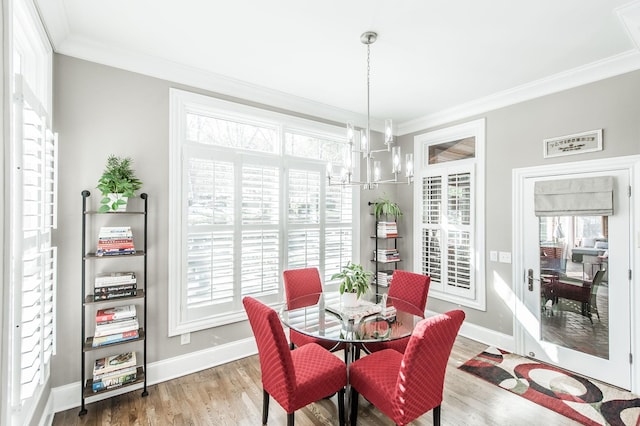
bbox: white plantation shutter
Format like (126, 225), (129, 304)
(169, 90), (356, 333)
(419, 168), (474, 299)
(12, 75), (57, 404)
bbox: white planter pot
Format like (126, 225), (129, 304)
(341, 292), (359, 308)
(107, 193), (129, 212)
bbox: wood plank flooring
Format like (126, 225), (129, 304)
(53, 336), (583, 425)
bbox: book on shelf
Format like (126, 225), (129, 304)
(377, 221), (398, 237)
(94, 318), (139, 337)
(376, 270), (394, 287)
(93, 289), (137, 301)
(93, 351), (137, 376)
(96, 226), (135, 256)
(91, 329), (139, 347)
(94, 282), (137, 293)
(93, 365), (138, 382)
(95, 272), (137, 287)
(373, 249), (400, 262)
(96, 304), (137, 323)
(92, 371), (138, 392)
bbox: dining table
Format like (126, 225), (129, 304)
(279, 291), (425, 423)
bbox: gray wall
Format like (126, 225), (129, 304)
(52, 52), (640, 388)
(396, 70), (640, 334)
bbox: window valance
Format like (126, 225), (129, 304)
(534, 176), (613, 216)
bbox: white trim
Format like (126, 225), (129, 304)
(398, 50), (640, 135)
(35, 0), (640, 137)
(49, 337), (258, 415)
(413, 118), (486, 311)
(46, 323), (511, 418)
(512, 154), (640, 393)
(617, 0), (640, 51)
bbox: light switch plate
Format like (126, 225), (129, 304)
(181, 332), (190, 345)
(499, 251), (512, 264)
(489, 251), (498, 262)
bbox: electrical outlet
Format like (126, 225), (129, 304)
(181, 332), (190, 345)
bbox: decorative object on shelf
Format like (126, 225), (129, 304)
(372, 195), (403, 219)
(326, 31), (414, 190)
(97, 155), (143, 212)
(332, 261), (373, 307)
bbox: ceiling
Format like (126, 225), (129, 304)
(36, 0), (640, 134)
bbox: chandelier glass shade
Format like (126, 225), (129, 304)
(327, 31), (414, 190)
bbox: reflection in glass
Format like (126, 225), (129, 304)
(539, 215), (609, 359)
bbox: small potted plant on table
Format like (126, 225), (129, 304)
(332, 261), (373, 307)
(97, 155), (143, 212)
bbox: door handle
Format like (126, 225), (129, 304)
(527, 269), (539, 292)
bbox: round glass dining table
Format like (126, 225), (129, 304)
(279, 292), (424, 358)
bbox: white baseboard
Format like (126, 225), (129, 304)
(49, 337), (258, 415)
(48, 321), (512, 418)
(425, 309), (515, 353)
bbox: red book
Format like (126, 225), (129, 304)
(95, 304), (136, 323)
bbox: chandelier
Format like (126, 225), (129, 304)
(327, 31), (414, 190)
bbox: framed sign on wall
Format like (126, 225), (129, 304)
(543, 129), (603, 158)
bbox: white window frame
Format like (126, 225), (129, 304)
(5, 0), (56, 424)
(413, 118), (486, 310)
(168, 89), (359, 335)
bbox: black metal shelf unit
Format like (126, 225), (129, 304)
(368, 201), (401, 297)
(79, 190), (149, 415)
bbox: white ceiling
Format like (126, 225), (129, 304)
(36, 0), (640, 134)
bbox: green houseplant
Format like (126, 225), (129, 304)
(97, 155), (143, 212)
(331, 261), (373, 306)
(373, 195), (403, 219)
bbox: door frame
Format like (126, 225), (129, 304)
(512, 154), (640, 393)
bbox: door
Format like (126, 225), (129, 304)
(518, 168), (631, 389)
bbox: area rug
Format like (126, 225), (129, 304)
(459, 347), (640, 426)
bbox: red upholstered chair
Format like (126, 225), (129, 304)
(283, 268), (346, 353)
(359, 270), (431, 354)
(243, 297), (346, 426)
(349, 310), (465, 426)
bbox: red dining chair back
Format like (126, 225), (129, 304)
(349, 309), (465, 426)
(388, 269), (430, 316)
(283, 268), (346, 354)
(283, 267), (323, 310)
(243, 296), (346, 426)
(359, 270), (430, 355)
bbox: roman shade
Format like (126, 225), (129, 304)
(534, 176), (614, 216)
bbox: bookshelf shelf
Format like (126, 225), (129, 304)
(79, 190), (149, 416)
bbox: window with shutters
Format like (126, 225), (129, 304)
(169, 89), (357, 334)
(6, 0), (57, 423)
(413, 119), (485, 310)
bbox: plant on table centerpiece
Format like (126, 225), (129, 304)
(97, 155), (143, 212)
(332, 261), (373, 307)
(373, 194), (403, 219)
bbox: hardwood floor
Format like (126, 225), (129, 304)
(53, 336), (583, 425)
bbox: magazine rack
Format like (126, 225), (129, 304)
(79, 190), (149, 415)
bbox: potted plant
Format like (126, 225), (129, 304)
(373, 195), (403, 219)
(97, 155), (143, 212)
(331, 261), (373, 307)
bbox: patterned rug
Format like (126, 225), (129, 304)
(459, 347), (640, 426)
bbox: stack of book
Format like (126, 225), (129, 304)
(94, 272), (137, 301)
(92, 304), (139, 347)
(92, 351), (137, 392)
(96, 226), (135, 256)
(374, 248), (400, 262)
(376, 270), (394, 287)
(377, 221), (398, 238)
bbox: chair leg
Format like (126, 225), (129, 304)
(433, 405), (441, 426)
(287, 412), (294, 426)
(350, 388), (359, 426)
(262, 389), (270, 425)
(337, 388), (345, 426)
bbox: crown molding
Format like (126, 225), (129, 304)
(397, 49), (640, 136)
(617, 0), (640, 50)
